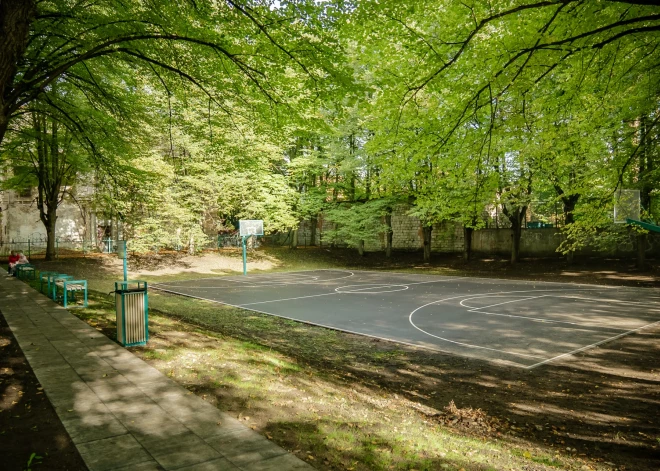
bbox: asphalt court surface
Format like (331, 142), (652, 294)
(152, 270), (660, 368)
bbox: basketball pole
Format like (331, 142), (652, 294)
(242, 235), (252, 276)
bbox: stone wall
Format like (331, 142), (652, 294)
(281, 209), (657, 258)
(471, 228), (561, 257)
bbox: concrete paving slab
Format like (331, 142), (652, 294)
(205, 429), (288, 466)
(76, 434), (153, 471)
(60, 413), (129, 445)
(104, 460), (165, 471)
(241, 453), (315, 471)
(140, 432), (223, 469)
(175, 457), (241, 471)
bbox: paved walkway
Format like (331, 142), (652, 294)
(0, 277), (314, 471)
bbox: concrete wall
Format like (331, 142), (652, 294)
(0, 189), (94, 244)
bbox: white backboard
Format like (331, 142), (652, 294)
(239, 220), (264, 236)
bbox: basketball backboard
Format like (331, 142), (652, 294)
(239, 220), (264, 237)
(614, 189), (640, 223)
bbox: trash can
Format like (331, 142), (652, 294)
(115, 280), (149, 347)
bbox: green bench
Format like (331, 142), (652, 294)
(54, 278), (88, 309)
(39, 272), (60, 294)
(16, 264), (36, 280)
(39, 272), (88, 309)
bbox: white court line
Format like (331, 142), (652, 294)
(238, 277), (472, 303)
(553, 295), (660, 309)
(460, 294), (638, 331)
(469, 309), (629, 332)
(335, 284), (409, 294)
(461, 295), (547, 311)
(155, 270), (355, 290)
(157, 275), (469, 297)
(525, 319), (660, 369)
(237, 292), (340, 306)
(354, 268), (634, 290)
(407, 289), (598, 361)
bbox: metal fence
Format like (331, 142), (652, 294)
(0, 234), (258, 258)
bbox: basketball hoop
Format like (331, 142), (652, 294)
(239, 220), (264, 276)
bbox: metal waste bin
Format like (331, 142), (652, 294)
(115, 280), (149, 347)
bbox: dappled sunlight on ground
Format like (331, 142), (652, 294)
(19, 250), (660, 470)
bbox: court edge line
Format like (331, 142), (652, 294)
(524, 319), (660, 369)
(154, 267), (653, 294)
(348, 268), (652, 292)
(150, 286), (533, 369)
(408, 288), (602, 363)
(155, 274), (464, 292)
(153, 269), (356, 290)
(238, 292), (340, 306)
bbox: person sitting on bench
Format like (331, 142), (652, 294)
(7, 251), (19, 275)
(11, 253), (29, 276)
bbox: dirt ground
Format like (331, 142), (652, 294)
(6, 248), (660, 470)
(0, 314), (87, 471)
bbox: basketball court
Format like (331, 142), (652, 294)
(152, 269), (660, 368)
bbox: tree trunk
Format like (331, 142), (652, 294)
(566, 250), (574, 264)
(422, 225), (432, 262)
(637, 233), (646, 269)
(0, 0), (36, 146)
(310, 216), (317, 246)
(463, 226), (473, 261)
(561, 194), (579, 264)
(290, 228), (298, 249)
(502, 205), (527, 265)
(357, 240), (365, 256)
(385, 213), (393, 258)
(44, 208), (57, 261)
(511, 224), (522, 265)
